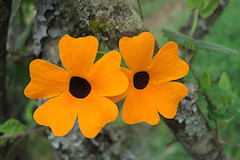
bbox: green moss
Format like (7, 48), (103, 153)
(89, 20), (109, 32)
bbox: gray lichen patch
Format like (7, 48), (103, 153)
(175, 83), (206, 137)
(33, 0), (92, 59)
(47, 123), (138, 160)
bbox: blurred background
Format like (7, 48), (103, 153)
(2, 0), (240, 159)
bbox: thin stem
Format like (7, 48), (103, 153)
(222, 140), (240, 148)
(183, 9), (199, 60)
(9, 0), (23, 26)
(4, 126), (48, 140)
(188, 63), (200, 85)
(187, 50), (197, 63)
(137, 0), (144, 21)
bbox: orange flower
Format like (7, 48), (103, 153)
(24, 35), (129, 138)
(110, 32), (189, 125)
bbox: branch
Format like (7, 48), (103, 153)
(4, 126), (48, 140)
(9, 0), (23, 26)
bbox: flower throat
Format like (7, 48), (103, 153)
(69, 77), (91, 98)
(133, 71), (149, 89)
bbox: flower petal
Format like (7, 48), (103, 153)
(78, 95), (118, 138)
(33, 91), (78, 136)
(88, 50), (129, 97)
(59, 34), (99, 76)
(148, 41), (189, 82)
(24, 59), (69, 99)
(122, 88), (160, 125)
(147, 81), (188, 119)
(119, 32), (155, 71)
(108, 67), (133, 103)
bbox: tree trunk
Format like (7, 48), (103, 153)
(0, 1), (12, 159)
(0, 0), (12, 123)
(33, 0), (229, 159)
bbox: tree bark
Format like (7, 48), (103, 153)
(33, 0), (229, 159)
(164, 1), (230, 159)
(0, 0), (12, 123)
(0, 1), (12, 159)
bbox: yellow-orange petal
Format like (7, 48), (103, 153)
(119, 32), (155, 72)
(148, 41), (189, 82)
(59, 34), (99, 76)
(88, 50), (129, 97)
(33, 91), (78, 136)
(147, 81), (188, 119)
(108, 67), (133, 103)
(24, 59), (69, 99)
(78, 94), (118, 138)
(122, 88), (160, 125)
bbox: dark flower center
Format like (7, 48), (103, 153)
(69, 77), (91, 98)
(133, 71), (149, 89)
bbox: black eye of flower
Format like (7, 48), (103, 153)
(69, 77), (91, 98)
(133, 71), (149, 89)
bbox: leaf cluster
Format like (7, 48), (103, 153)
(187, 0), (219, 18)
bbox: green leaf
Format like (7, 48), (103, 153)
(218, 72), (232, 92)
(207, 104), (227, 120)
(195, 40), (239, 55)
(94, 51), (105, 63)
(162, 29), (239, 55)
(218, 72), (232, 105)
(0, 119), (25, 136)
(202, 0), (211, 8)
(187, 0), (219, 18)
(199, 0), (219, 18)
(24, 100), (37, 124)
(162, 29), (194, 49)
(187, 0), (203, 9)
(201, 72), (211, 89)
(207, 84), (238, 100)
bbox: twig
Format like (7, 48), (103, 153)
(7, 76), (23, 92)
(9, 0), (23, 26)
(4, 125), (48, 160)
(188, 63), (200, 85)
(187, 50), (197, 63)
(4, 125), (48, 140)
(222, 140), (240, 148)
(137, 0), (144, 21)
(7, 51), (34, 62)
(5, 134), (26, 160)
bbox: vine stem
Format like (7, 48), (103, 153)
(3, 125), (48, 140)
(188, 63), (200, 85)
(183, 9), (199, 60)
(137, 0), (144, 21)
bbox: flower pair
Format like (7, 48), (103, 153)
(24, 32), (189, 138)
